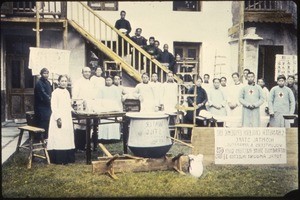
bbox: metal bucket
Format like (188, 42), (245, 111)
(126, 112), (172, 158)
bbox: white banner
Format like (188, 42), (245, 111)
(214, 128), (286, 164)
(29, 47), (70, 76)
(274, 54), (297, 81)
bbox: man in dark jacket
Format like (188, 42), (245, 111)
(159, 44), (176, 74)
(115, 10), (132, 56)
(131, 28), (147, 68)
(34, 68), (52, 139)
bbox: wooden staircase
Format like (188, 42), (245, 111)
(67, 2), (182, 83)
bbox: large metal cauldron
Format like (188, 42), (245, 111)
(126, 112), (173, 158)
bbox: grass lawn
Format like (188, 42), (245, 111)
(2, 141), (298, 198)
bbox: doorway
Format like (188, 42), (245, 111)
(258, 45), (283, 89)
(5, 35), (35, 119)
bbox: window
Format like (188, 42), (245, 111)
(173, 1), (201, 12)
(88, 1), (118, 11)
(174, 42), (201, 61)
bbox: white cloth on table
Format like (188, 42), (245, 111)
(47, 88), (75, 150)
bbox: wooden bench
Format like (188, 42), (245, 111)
(16, 125), (50, 169)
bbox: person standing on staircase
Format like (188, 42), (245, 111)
(159, 44), (176, 74)
(154, 40), (162, 56)
(115, 10), (132, 56)
(34, 68), (52, 140)
(131, 28), (147, 68)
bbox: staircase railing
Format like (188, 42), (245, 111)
(67, 1), (182, 83)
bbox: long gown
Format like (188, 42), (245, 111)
(162, 82), (178, 113)
(96, 85), (123, 140)
(134, 83), (156, 112)
(268, 86), (295, 127)
(207, 87), (227, 116)
(239, 84), (264, 127)
(226, 83), (243, 127)
(150, 81), (163, 108)
(47, 88), (75, 164)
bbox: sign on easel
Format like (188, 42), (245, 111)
(28, 47), (70, 76)
(214, 128), (287, 164)
(274, 54), (297, 81)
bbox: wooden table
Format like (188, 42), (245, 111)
(73, 111), (126, 164)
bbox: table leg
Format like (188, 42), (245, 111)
(92, 118), (98, 151)
(86, 118), (92, 164)
(123, 117), (129, 154)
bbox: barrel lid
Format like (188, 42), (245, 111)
(126, 112), (169, 119)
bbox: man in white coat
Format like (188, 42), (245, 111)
(239, 72), (264, 127)
(162, 71), (178, 113)
(150, 73), (163, 110)
(72, 67), (94, 151)
(134, 73), (156, 112)
(226, 72), (244, 127)
(268, 75), (295, 127)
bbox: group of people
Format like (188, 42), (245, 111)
(184, 69), (297, 133)
(115, 10), (176, 73)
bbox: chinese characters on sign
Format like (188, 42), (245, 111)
(214, 128), (286, 164)
(275, 55), (297, 81)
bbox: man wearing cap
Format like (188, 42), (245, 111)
(268, 75), (295, 127)
(158, 44), (176, 74)
(34, 68), (52, 139)
(239, 72), (264, 127)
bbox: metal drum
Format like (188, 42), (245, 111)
(126, 112), (172, 158)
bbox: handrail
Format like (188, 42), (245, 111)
(67, 1), (182, 83)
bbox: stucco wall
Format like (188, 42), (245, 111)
(87, 1), (233, 78)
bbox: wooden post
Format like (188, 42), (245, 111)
(238, 1), (245, 77)
(63, 20), (68, 50)
(35, 2), (41, 48)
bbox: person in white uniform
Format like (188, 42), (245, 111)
(226, 72), (243, 127)
(150, 73), (163, 110)
(72, 67), (94, 151)
(162, 71), (178, 113)
(268, 75), (295, 127)
(47, 75), (75, 165)
(90, 66), (105, 92)
(134, 73), (156, 112)
(257, 78), (270, 116)
(96, 76), (123, 140)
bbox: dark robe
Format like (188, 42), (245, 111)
(34, 76), (52, 139)
(131, 36), (147, 47)
(159, 50), (176, 73)
(115, 19), (131, 36)
(287, 83), (298, 114)
(185, 86), (208, 122)
(144, 44), (160, 59)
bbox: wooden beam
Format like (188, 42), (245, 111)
(63, 20), (68, 49)
(92, 155), (189, 174)
(0, 17), (66, 23)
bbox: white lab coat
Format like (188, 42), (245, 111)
(134, 83), (156, 112)
(162, 81), (178, 113)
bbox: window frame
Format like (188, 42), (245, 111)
(87, 1), (118, 11)
(173, 1), (201, 12)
